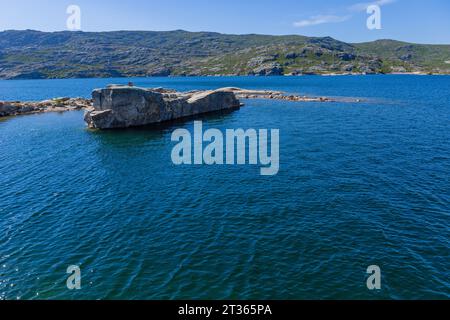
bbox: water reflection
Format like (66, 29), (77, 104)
(88, 108), (240, 149)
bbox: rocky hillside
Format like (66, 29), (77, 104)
(0, 30), (449, 79)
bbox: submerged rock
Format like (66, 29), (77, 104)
(84, 85), (241, 129)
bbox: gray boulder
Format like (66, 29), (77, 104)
(400, 54), (413, 61)
(337, 53), (356, 61)
(84, 86), (240, 129)
(0, 102), (17, 117)
(247, 55), (277, 68)
(147, 67), (171, 77)
(251, 62), (284, 76)
(284, 52), (299, 60)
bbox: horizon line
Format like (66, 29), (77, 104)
(1, 28), (449, 46)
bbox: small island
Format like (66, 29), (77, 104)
(0, 86), (345, 128)
(85, 85), (241, 129)
(84, 86), (337, 129)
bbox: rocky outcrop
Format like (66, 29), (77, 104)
(84, 85), (241, 129)
(0, 98), (92, 117)
(249, 62), (284, 76)
(147, 67), (172, 77)
(247, 55), (278, 68)
(337, 53), (356, 61)
(219, 87), (336, 102)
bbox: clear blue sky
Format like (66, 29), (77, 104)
(1, 0), (449, 44)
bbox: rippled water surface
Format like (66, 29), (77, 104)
(0, 76), (449, 299)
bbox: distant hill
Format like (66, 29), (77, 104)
(0, 30), (449, 79)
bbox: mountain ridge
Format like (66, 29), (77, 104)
(1, 29), (449, 79)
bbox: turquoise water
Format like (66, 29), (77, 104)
(0, 76), (449, 300)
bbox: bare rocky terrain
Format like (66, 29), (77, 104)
(0, 86), (348, 123)
(0, 97), (92, 117)
(84, 85), (241, 129)
(1, 30), (449, 79)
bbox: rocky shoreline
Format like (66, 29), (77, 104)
(220, 88), (337, 102)
(0, 86), (359, 122)
(85, 85), (358, 129)
(0, 97), (92, 118)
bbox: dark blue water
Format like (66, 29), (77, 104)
(0, 76), (449, 300)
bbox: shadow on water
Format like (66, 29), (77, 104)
(87, 107), (241, 148)
(85, 108), (242, 173)
(0, 110), (80, 125)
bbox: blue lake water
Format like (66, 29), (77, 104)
(0, 76), (449, 299)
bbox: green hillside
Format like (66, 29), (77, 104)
(0, 30), (449, 79)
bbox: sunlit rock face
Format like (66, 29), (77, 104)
(84, 85), (241, 129)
